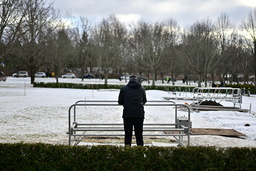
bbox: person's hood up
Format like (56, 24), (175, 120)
(127, 78), (141, 89)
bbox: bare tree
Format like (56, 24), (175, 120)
(161, 19), (180, 85)
(215, 13), (233, 86)
(14, 0), (57, 84)
(180, 19), (220, 87)
(226, 34), (254, 84)
(91, 15), (127, 85)
(225, 34), (243, 83)
(0, 0), (25, 61)
(241, 8), (256, 86)
(72, 17), (93, 81)
(46, 28), (74, 84)
(132, 21), (170, 86)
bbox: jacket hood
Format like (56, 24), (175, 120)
(127, 78), (141, 89)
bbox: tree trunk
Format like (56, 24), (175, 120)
(197, 75), (202, 87)
(152, 69), (156, 86)
(104, 72), (108, 86)
(81, 66), (85, 81)
(253, 41), (256, 89)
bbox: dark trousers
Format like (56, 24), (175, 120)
(123, 117), (144, 146)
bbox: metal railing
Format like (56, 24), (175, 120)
(192, 87), (242, 107)
(68, 100), (191, 146)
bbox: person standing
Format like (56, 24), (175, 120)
(118, 75), (147, 146)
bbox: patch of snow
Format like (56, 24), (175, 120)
(0, 77), (256, 147)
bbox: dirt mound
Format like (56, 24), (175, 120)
(199, 100), (223, 106)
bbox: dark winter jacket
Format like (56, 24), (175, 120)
(118, 78), (147, 118)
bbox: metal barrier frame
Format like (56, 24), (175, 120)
(68, 100), (191, 146)
(192, 87), (242, 107)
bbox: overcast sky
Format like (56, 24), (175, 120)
(47, 0), (256, 28)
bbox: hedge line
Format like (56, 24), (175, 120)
(226, 84), (256, 94)
(33, 82), (256, 94)
(0, 143), (256, 170)
(33, 82), (195, 92)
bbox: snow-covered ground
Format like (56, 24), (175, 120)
(0, 77), (256, 147)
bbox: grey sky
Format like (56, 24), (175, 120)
(47, 0), (256, 27)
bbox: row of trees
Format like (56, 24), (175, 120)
(1, 0), (256, 87)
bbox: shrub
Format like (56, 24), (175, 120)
(33, 82), (256, 94)
(225, 84), (256, 94)
(33, 82), (195, 92)
(0, 143), (256, 170)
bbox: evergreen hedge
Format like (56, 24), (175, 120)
(33, 82), (195, 92)
(33, 82), (256, 94)
(225, 84), (256, 94)
(0, 143), (256, 170)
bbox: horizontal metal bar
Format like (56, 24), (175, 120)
(76, 100), (176, 103)
(72, 104), (178, 106)
(75, 123), (176, 126)
(72, 127), (185, 131)
(73, 134), (187, 136)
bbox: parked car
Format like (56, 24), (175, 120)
(137, 76), (147, 82)
(12, 71), (28, 77)
(84, 74), (94, 79)
(35, 72), (46, 78)
(61, 73), (76, 78)
(0, 71), (6, 81)
(79, 74), (94, 79)
(119, 75), (131, 81)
